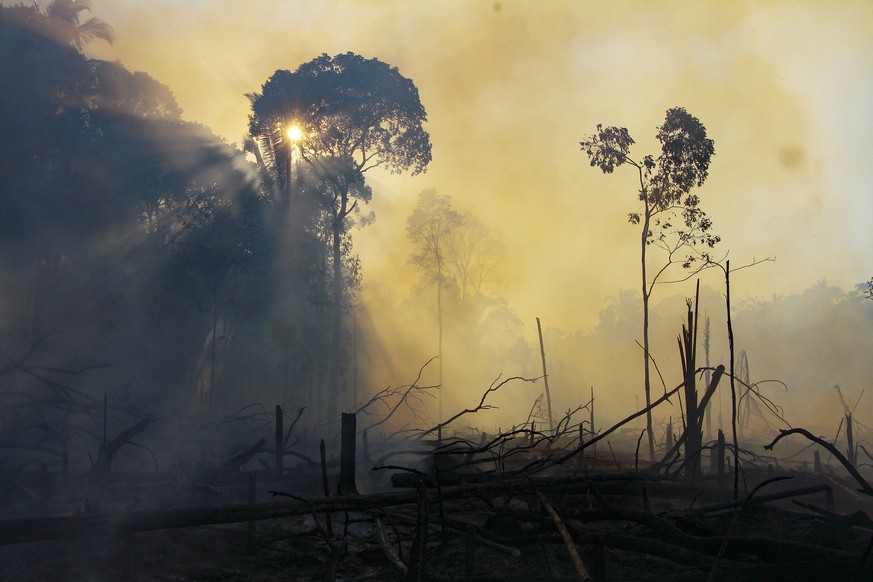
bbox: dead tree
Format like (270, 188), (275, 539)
(678, 281), (702, 480)
(535, 317), (554, 432)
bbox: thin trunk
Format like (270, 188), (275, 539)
(846, 413), (856, 466)
(641, 194), (655, 462)
(286, 143), (293, 207)
(590, 386), (596, 460)
(536, 317), (554, 431)
(329, 194), (347, 424)
(101, 394), (107, 473)
(319, 438), (333, 537)
(209, 277), (219, 409)
(275, 405), (283, 480)
(352, 314), (358, 408)
(26, 248), (40, 352)
(436, 238), (444, 423)
(703, 316), (712, 441)
(665, 417), (673, 451)
(337, 412), (358, 495)
(725, 261), (739, 499)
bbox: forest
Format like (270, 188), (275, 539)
(1, 1), (872, 581)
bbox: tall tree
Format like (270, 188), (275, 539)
(248, 52), (432, 421)
(407, 189), (463, 421)
(580, 107), (718, 461)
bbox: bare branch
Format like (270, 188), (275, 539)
(764, 428), (873, 495)
(417, 375), (541, 439)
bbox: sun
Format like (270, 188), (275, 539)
(287, 124), (303, 142)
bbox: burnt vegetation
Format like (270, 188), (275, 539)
(1, 3), (873, 581)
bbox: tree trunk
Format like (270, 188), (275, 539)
(725, 261), (740, 499)
(275, 405), (284, 480)
(209, 277), (219, 408)
(337, 412), (358, 495)
(536, 317), (554, 431)
(679, 281), (701, 480)
(328, 193), (348, 424)
(641, 197), (655, 462)
(436, 239), (444, 423)
(703, 316), (712, 441)
(846, 413), (856, 467)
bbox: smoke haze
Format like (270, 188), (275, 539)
(8, 0), (873, 433)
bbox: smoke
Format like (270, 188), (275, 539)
(26, 0), (873, 432)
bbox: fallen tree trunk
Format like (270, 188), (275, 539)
(537, 491), (590, 580)
(0, 473), (608, 545)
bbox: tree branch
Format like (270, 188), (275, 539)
(417, 375), (540, 439)
(764, 428), (873, 495)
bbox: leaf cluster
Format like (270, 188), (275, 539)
(406, 189), (463, 278)
(580, 107), (719, 267)
(247, 52), (432, 182)
(2, 0), (114, 52)
(579, 124), (634, 174)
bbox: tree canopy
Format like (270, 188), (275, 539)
(248, 52), (431, 180)
(581, 107), (719, 267)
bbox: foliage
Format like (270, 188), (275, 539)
(248, 52), (431, 183)
(0, 8), (276, 411)
(45, 0), (115, 50)
(1, 0), (114, 52)
(442, 217), (506, 303)
(407, 190), (506, 304)
(580, 107), (719, 266)
(91, 61), (183, 119)
(407, 189), (463, 282)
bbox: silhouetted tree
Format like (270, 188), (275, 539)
(442, 217), (506, 305)
(91, 61), (183, 119)
(248, 52), (432, 421)
(0, 11), (265, 408)
(580, 107), (718, 461)
(407, 189), (462, 420)
(2, 0), (114, 52)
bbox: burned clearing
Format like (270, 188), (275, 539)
(1, 2), (872, 581)
(1, 362), (873, 581)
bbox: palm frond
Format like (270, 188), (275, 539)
(73, 16), (115, 50)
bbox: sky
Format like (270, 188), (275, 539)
(70, 0), (873, 333)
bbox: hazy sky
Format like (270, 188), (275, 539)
(74, 0), (873, 330)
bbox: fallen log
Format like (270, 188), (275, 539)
(0, 473), (595, 545)
(374, 517), (407, 575)
(569, 501), (859, 565)
(537, 491), (590, 580)
(696, 483), (834, 514)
